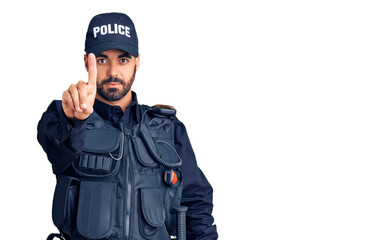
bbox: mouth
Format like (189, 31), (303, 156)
(105, 82), (121, 87)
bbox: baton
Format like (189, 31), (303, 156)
(174, 206), (188, 240)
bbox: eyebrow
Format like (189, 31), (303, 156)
(96, 53), (108, 58)
(118, 53), (133, 59)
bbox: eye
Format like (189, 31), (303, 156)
(97, 58), (107, 64)
(120, 58), (129, 64)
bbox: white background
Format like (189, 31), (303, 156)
(1, 0), (391, 239)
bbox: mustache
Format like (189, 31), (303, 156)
(101, 77), (125, 85)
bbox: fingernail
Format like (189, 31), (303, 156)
(81, 103), (87, 109)
(77, 106), (82, 112)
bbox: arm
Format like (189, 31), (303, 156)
(174, 119), (218, 240)
(37, 53), (97, 174)
(37, 100), (88, 174)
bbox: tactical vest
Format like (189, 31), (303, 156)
(48, 105), (187, 240)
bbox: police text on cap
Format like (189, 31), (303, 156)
(93, 24), (131, 38)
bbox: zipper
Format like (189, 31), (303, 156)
(121, 123), (134, 240)
(124, 143), (131, 239)
(127, 138), (135, 239)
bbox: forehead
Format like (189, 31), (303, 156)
(98, 49), (129, 57)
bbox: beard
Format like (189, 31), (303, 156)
(97, 66), (136, 101)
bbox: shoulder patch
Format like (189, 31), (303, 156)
(152, 104), (175, 110)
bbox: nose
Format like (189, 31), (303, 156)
(108, 62), (120, 77)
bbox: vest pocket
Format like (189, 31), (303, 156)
(77, 181), (116, 239)
(52, 175), (80, 237)
(138, 188), (166, 239)
(73, 129), (124, 177)
(132, 137), (158, 168)
(133, 134), (182, 169)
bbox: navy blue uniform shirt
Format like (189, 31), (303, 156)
(37, 91), (218, 240)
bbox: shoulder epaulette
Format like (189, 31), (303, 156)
(151, 104), (176, 116)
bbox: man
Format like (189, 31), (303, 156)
(37, 12), (218, 240)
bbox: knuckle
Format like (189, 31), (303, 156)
(69, 84), (77, 93)
(63, 91), (71, 101)
(77, 80), (86, 87)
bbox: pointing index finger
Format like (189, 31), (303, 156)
(87, 53), (97, 88)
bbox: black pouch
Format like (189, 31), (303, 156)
(76, 181), (116, 239)
(52, 175), (80, 237)
(73, 128), (124, 177)
(138, 188), (166, 239)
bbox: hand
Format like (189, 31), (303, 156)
(62, 53), (97, 120)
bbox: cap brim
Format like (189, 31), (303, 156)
(85, 41), (139, 58)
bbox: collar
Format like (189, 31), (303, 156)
(93, 91), (141, 124)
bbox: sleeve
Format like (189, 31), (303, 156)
(37, 100), (88, 174)
(174, 118), (218, 240)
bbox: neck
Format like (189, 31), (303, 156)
(96, 91), (133, 113)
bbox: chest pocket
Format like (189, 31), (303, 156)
(73, 128), (124, 177)
(132, 128), (182, 170)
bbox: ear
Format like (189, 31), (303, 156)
(84, 54), (88, 71)
(135, 54), (140, 71)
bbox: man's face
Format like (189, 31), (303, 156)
(89, 49), (139, 102)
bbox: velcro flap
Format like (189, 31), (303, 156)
(140, 188), (165, 228)
(132, 137), (158, 167)
(83, 129), (121, 153)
